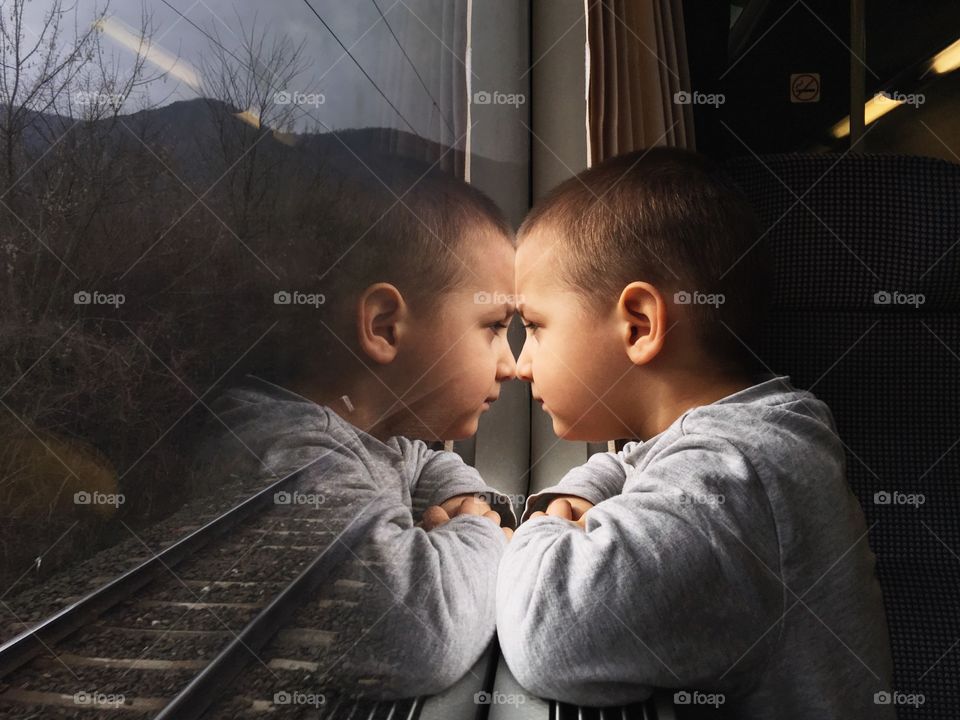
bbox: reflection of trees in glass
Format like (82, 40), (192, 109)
(197, 14), (315, 233)
(0, 0), (466, 589)
(0, 2), (290, 582)
(0, 1), (166, 544)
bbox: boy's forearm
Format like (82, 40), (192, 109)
(520, 449), (629, 521)
(498, 484), (783, 704)
(412, 446), (518, 528)
(496, 516), (656, 705)
(401, 515), (507, 658)
(352, 510), (507, 695)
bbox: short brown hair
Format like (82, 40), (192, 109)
(305, 145), (513, 308)
(519, 147), (769, 376)
(244, 142), (515, 385)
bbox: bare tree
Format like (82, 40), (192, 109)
(0, 1), (182, 586)
(0, 0), (104, 185)
(200, 13), (312, 126)
(198, 12), (317, 233)
(0, 1), (168, 315)
(0, 1), (330, 592)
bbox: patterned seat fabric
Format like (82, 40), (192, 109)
(723, 153), (960, 719)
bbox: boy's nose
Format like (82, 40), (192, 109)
(497, 343), (517, 381)
(515, 342), (533, 383)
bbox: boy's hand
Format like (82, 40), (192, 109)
(529, 495), (595, 529)
(439, 493), (491, 517)
(422, 494), (513, 539)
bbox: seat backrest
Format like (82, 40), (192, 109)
(723, 152), (960, 717)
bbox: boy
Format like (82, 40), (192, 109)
(200, 144), (518, 697)
(496, 148), (894, 718)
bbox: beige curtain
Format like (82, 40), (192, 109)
(587, 0), (695, 163)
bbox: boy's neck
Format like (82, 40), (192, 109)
(631, 369), (756, 442)
(287, 379), (397, 442)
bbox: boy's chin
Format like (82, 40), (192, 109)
(401, 410), (487, 443)
(550, 415), (610, 443)
(552, 420), (586, 441)
(441, 415), (481, 442)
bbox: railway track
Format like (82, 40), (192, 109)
(0, 467), (421, 719)
(0, 468), (671, 720)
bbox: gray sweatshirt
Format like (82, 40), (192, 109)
(204, 375), (516, 697)
(497, 374), (895, 719)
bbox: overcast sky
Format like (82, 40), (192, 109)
(17, 0), (463, 144)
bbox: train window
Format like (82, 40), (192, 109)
(0, 0), (528, 714)
(1, 1), (958, 719)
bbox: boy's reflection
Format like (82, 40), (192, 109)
(200, 145), (517, 700)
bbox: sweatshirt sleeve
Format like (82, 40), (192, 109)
(401, 439), (518, 530)
(346, 503), (509, 696)
(520, 441), (642, 521)
(496, 433), (784, 706)
(291, 440), (510, 697)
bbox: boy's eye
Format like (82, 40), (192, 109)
(489, 322), (509, 333)
(523, 322), (539, 333)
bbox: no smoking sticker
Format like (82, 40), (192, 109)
(790, 73), (820, 103)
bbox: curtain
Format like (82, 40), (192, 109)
(587, 0), (695, 163)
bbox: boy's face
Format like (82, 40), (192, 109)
(514, 229), (635, 441)
(398, 231), (518, 440)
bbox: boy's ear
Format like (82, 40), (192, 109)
(617, 281), (668, 365)
(357, 283), (407, 365)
